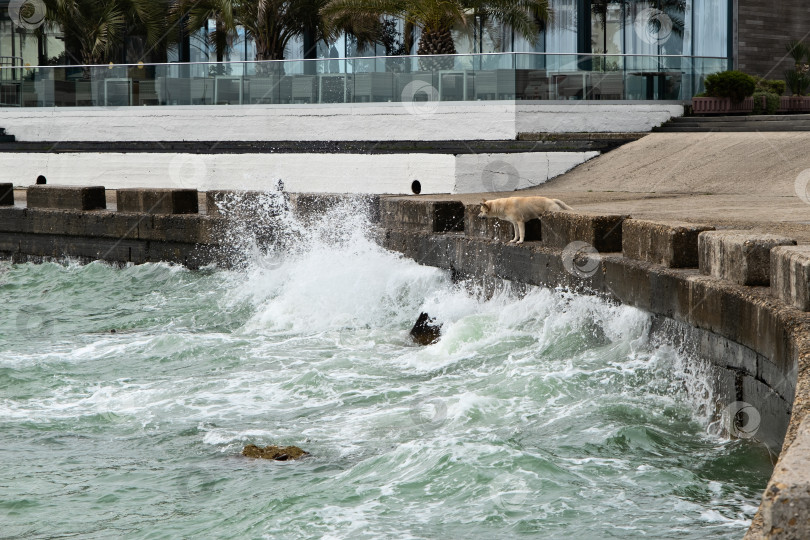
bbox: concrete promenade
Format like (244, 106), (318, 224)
(418, 132), (810, 242)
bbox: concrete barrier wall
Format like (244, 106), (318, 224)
(0, 102), (683, 143)
(377, 198), (810, 539)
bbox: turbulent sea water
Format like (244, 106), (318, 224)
(0, 198), (772, 539)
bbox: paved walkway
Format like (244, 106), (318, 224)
(420, 132), (810, 242)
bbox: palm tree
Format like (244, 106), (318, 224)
(321, 0), (550, 59)
(233, 0), (324, 62)
(44, 0), (167, 66)
(171, 0), (236, 63)
(228, 0), (379, 64)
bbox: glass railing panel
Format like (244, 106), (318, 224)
(0, 53), (730, 108)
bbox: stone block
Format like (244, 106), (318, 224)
(380, 198), (464, 233)
(463, 203), (540, 243)
(0, 207), (27, 233)
(699, 231), (796, 285)
(0, 183), (13, 206)
(771, 246), (810, 311)
(623, 219), (714, 268)
(290, 193), (381, 224)
(27, 185), (106, 211)
(541, 211), (627, 253)
(117, 188), (199, 214)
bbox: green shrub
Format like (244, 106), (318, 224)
(785, 69), (810, 96)
(786, 39), (809, 65)
(754, 77), (786, 95)
(704, 70), (757, 102)
(752, 90), (780, 114)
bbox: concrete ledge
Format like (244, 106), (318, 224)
(0, 232), (219, 267)
(0, 206), (219, 245)
(700, 231), (797, 286)
(117, 188), (199, 214)
(772, 246), (810, 311)
(0, 183), (12, 206)
(463, 202), (540, 243)
(381, 199), (464, 233)
(205, 191), (381, 224)
(288, 193), (381, 224)
(27, 185), (106, 211)
(760, 415), (810, 538)
(541, 210), (627, 252)
(0, 103), (682, 143)
(623, 219), (714, 268)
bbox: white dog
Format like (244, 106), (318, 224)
(478, 196), (573, 244)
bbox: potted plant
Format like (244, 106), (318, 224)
(692, 70), (756, 114)
(782, 39), (810, 111)
(750, 77), (786, 114)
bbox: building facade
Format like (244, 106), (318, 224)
(0, 1), (803, 86)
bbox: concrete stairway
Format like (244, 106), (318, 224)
(0, 128), (14, 143)
(654, 114), (810, 132)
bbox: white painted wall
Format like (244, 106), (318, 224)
(453, 152), (598, 193)
(0, 102), (682, 142)
(0, 151), (597, 195)
(516, 103), (684, 133)
(0, 102), (517, 142)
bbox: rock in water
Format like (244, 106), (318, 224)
(410, 312), (441, 346)
(242, 444), (309, 461)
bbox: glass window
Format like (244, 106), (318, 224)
(547, 0), (578, 54)
(592, 1), (624, 55)
(692, 0), (727, 57)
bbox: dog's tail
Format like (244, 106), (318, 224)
(554, 199), (574, 211)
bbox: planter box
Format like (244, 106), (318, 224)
(778, 96), (810, 112)
(692, 96), (754, 114)
(693, 95), (810, 115)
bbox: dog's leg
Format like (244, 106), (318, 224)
(516, 221), (526, 244)
(508, 221), (518, 243)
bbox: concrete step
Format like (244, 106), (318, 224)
(676, 114), (810, 123)
(668, 122), (810, 128)
(656, 115), (810, 132)
(654, 126), (810, 132)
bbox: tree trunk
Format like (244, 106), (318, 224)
(417, 27), (456, 71)
(215, 19), (226, 63)
(404, 21), (414, 55)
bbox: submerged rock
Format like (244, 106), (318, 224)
(410, 312), (441, 346)
(242, 444), (309, 461)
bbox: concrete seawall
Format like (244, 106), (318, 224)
(375, 198), (810, 539)
(0, 185), (808, 538)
